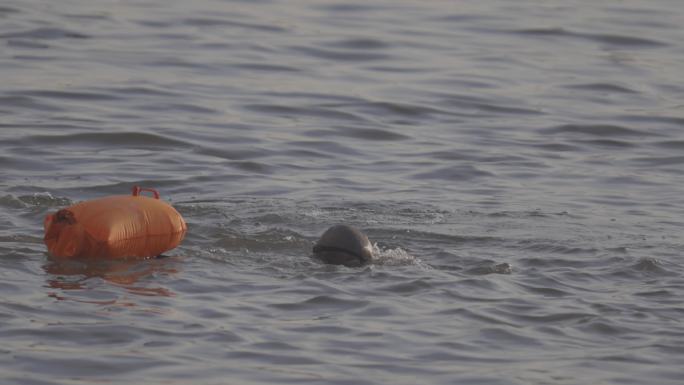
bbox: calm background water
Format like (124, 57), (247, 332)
(2, 0), (684, 384)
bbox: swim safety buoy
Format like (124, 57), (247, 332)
(44, 186), (187, 259)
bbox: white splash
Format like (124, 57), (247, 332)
(370, 243), (431, 269)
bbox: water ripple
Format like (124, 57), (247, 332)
(0, 96), (60, 111)
(9, 89), (121, 101)
(181, 18), (288, 33)
(563, 83), (638, 94)
(411, 165), (494, 181)
(654, 140), (684, 150)
(244, 104), (369, 123)
(329, 38), (390, 50)
(269, 295), (370, 311)
(329, 126), (410, 141)
(0, 27), (90, 40)
(511, 27), (668, 48)
(292, 46), (391, 62)
(18, 132), (189, 148)
(630, 155), (684, 167)
(542, 124), (657, 137)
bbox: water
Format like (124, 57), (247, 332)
(2, 0), (684, 383)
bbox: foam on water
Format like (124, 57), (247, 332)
(370, 244), (426, 268)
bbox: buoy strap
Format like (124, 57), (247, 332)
(55, 209), (76, 224)
(131, 186), (160, 199)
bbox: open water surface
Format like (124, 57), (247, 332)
(2, 0), (684, 384)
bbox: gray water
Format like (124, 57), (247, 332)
(2, 0), (684, 384)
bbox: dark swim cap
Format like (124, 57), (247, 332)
(313, 225), (372, 267)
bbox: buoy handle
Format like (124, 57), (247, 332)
(132, 186), (160, 199)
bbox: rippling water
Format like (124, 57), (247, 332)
(2, 0), (684, 384)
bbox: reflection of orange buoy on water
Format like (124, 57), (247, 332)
(44, 186), (187, 259)
(44, 257), (178, 296)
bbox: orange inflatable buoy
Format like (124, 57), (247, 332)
(44, 186), (187, 259)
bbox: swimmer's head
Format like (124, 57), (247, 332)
(313, 225), (372, 267)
